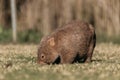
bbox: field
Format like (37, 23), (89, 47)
(0, 43), (120, 80)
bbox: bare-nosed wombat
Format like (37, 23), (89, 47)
(37, 21), (96, 64)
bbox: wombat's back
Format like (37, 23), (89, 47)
(52, 21), (94, 51)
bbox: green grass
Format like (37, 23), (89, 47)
(0, 43), (120, 80)
(0, 27), (42, 43)
(97, 34), (120, 44)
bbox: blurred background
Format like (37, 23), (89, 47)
(0, 0), (120, 44)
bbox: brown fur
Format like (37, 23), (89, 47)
(37, 21), (96, 64)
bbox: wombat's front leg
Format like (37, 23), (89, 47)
(60, 51), (76, 64)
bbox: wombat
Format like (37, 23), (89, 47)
(37, 21), (96, 64)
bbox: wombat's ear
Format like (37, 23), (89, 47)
(47, 37), (55, 46)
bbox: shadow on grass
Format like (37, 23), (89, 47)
(92, 59), (120, 64)
(92, 59), (103, 62)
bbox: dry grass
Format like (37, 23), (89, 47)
(0, 0), (120, 36)
(0, 43), (120, 80)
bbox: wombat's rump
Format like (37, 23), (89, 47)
(37, 21), (96, 64)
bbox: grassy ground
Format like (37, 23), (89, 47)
(0, 43), (120, 80)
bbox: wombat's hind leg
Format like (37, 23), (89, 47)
(85, 25), (96, 63)
(85, 38), (96, 63)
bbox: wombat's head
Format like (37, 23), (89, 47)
(37, 37), (59, 65)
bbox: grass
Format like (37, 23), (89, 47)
(0, 27), (42, 44)
(96, 34), (120, 44)
(0, 43), (120, 80)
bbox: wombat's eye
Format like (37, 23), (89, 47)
(41, 54), (45, 59)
